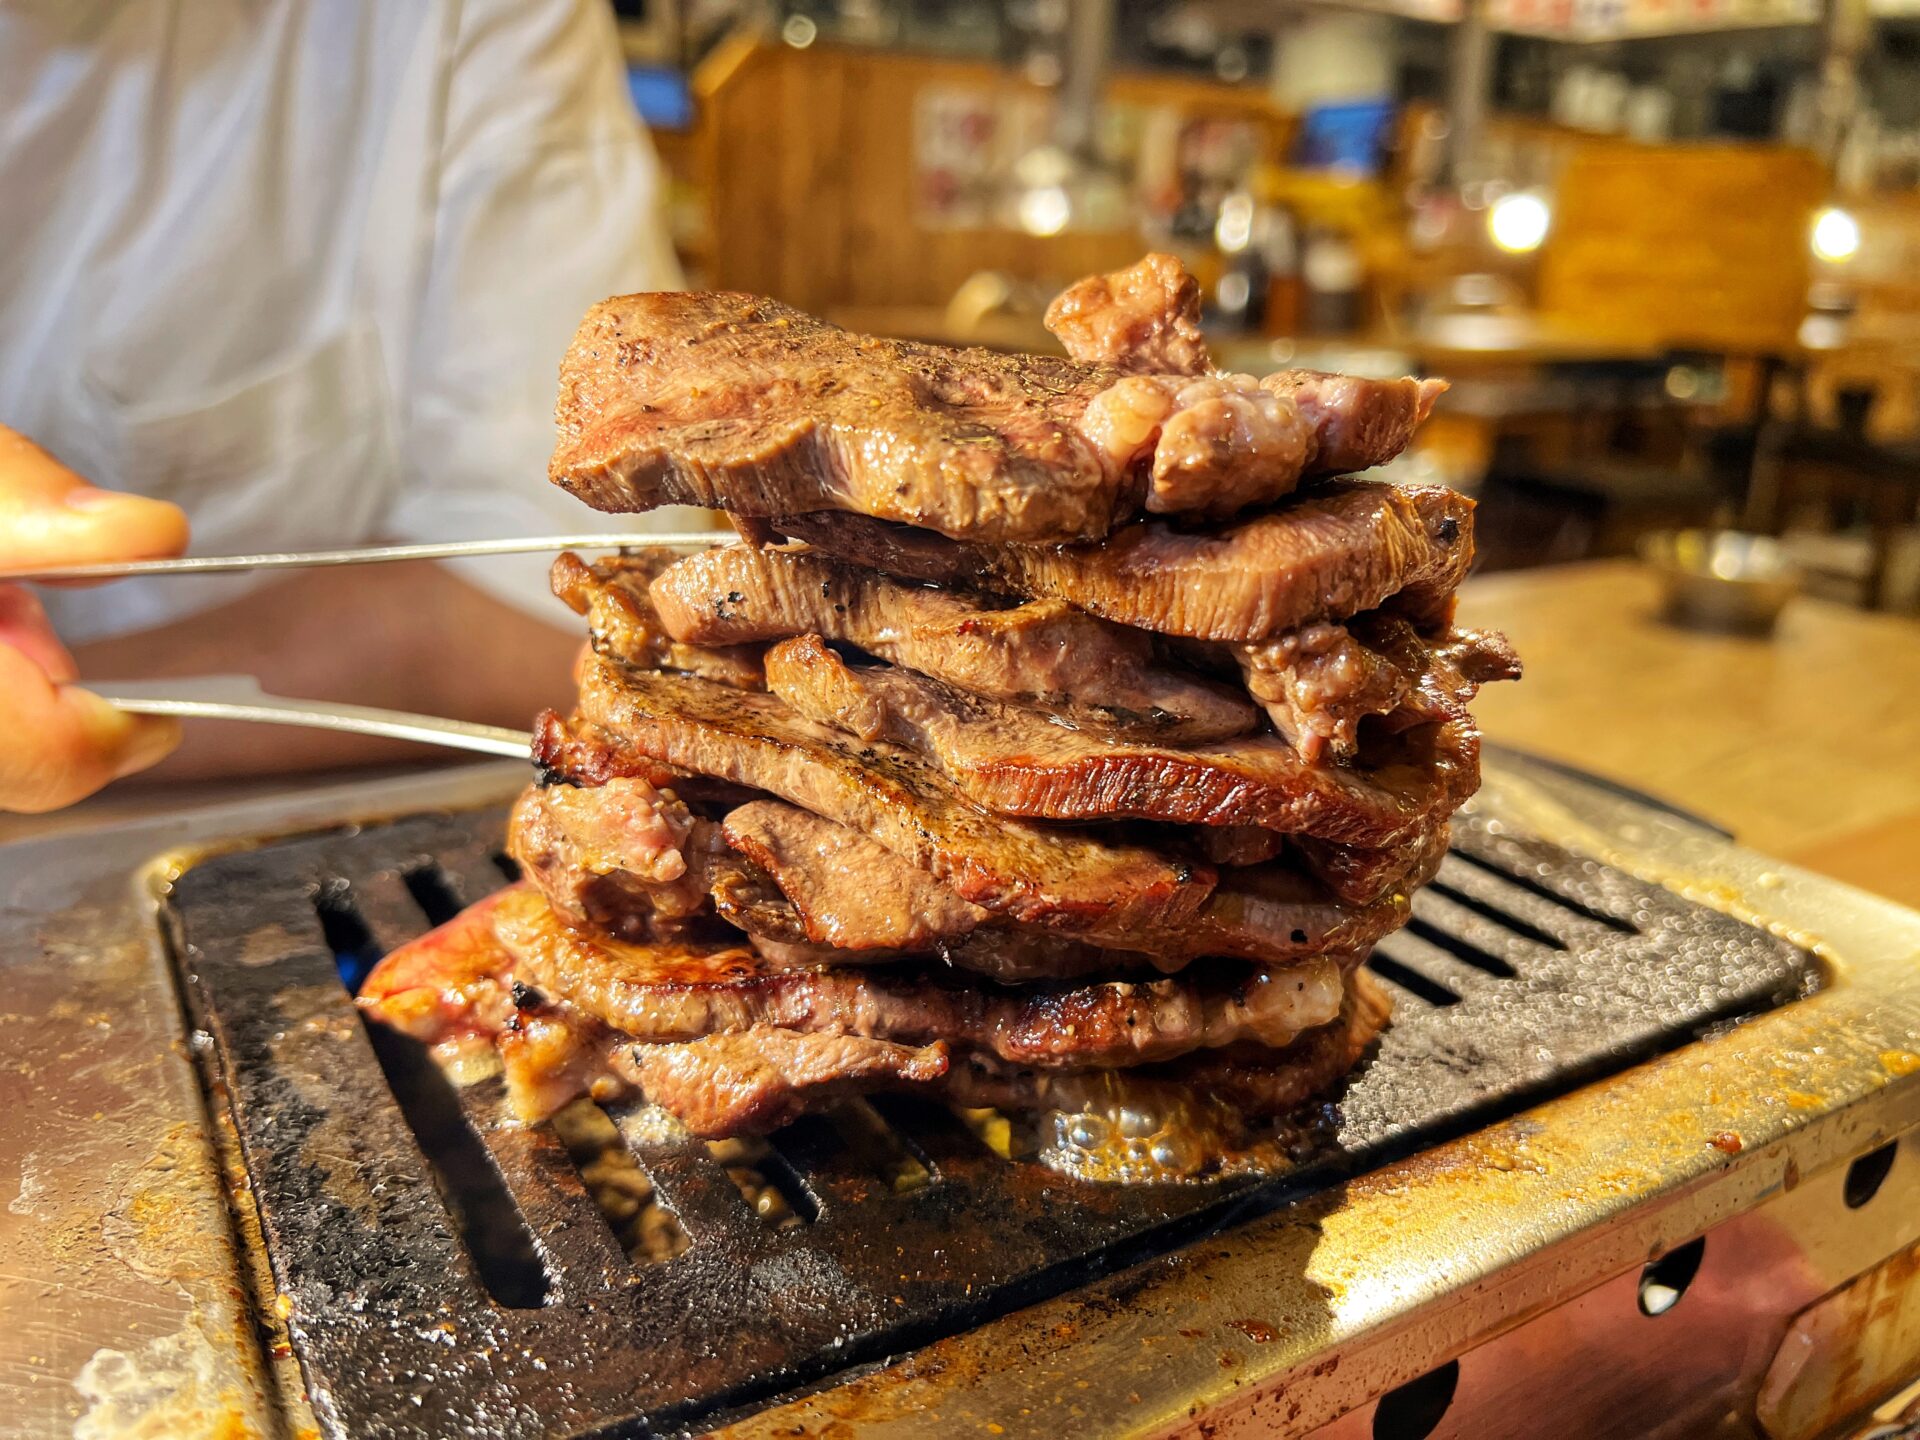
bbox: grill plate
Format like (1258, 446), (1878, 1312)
(163, 804), (1813, 1438)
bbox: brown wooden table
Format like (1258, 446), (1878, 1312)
(1457, 559), (1920, 909)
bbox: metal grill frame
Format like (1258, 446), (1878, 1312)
(159, 774), (1812, 1439)
(4, 756), (1919, 1440)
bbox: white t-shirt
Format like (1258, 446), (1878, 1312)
(0, 0), (690, 642)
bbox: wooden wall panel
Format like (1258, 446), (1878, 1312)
(691, 41), (1284, 313)
(1537, 141), (1825, 352)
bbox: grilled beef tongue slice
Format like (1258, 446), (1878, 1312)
(943, 968), (1391, 1121)
(357, 887), (520, 1049)
(552, 550), (765, 689)
(1230, 616), (1521, 765)
(492, 884), (1347, 1068)
(1045, 253), (1212, 376)
(613, 1029), (952, 1138)
(770, 479), (1475, 642)
(362, 899), (1389, 1135)
(1261, 370), (1447, 476)
(648, 544), (1256, 743)
(721, 798), (990, 949)
(548, 290), (1334, 541)
(1044, 258), (1449, 482)
(1295, 824), (1451, 907)
(569, 658), (1216, 932)
(762, 635), (1476, 846)
(516, 770), (1428, 971)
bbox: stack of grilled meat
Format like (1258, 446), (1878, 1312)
(361, 255), (1518, 1177)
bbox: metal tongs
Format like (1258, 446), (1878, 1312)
(92, 676), (534, 758)
(2, 531), (732, 583)
(27, 531), (738, 754)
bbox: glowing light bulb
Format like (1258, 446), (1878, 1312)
(1811, 207), (1860, 264)
(1487, 192), (1551, 254)
(1018, 185), (1071, 237)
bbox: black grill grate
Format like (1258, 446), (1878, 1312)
(162, 804), (1814, 1439)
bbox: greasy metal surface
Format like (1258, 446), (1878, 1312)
(1305, 1129), (1920, 1440)
(159, 794), (1811, 1438)
(0, 764), (528, 1440)
(718, 757), (1920, 1440)
(6, 758), (1918, 1440)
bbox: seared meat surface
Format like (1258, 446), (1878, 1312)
(495, 884), (1347, 1068)
(359, 905), (1392, 1138)
(1232, 618), (1521, 765)
(721, 799), (990, 951)
(569, 658), (1217, 932)
(771, 479), (1475, 642)
(552, 550), (765, 689)
(763, 635), (1476, 845)
(359, 255), (1516, 1157)
(1044, 252), (1211, 376)
(614, 1029), (952, 1137)
(1261, 370), (1446, 476)
(516, 773), (1429, 972)
(649, 544), (1257, 742)
(551, 291), (1326, 541)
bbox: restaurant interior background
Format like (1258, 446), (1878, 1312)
(608, 0), (1920, 908)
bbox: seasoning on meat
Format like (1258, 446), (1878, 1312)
(357, 253), (1517, 1178)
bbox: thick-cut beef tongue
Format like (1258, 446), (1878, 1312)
(1044, 252), (1212, 376)
(1230, 616), (1521, 765)
(1044, 258), (1449, 481)
(771, 479), (1476, 642)
(568, 657), (1217, 932)
(1261, 370), (1447, 476)
(492, 884), (1348, 1068)
(552, 550), (765, 689)
(762, 636), (1477, 845)
(648, 544), (1256, 743)
(943, 968), (1392, 1121)
(613, 1029), (951, 1138)
(720, 799), (991, 951)
(549, 291), (1328, 541)
(515, 773), (1430, 972)
(360, 891), (1392, 1137)
(1294, 824), (1451, 907)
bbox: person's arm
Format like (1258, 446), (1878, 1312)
(67, 0), (683, 786)
(71, 561), (580, 779)
(380, 0), (691, 627)
(0, 428), (189, 812)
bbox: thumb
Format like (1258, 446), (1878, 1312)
(0, 646), (182, 813)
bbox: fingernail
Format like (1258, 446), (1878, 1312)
(111, 715), (183, 779)
(62, 485), (124, 511)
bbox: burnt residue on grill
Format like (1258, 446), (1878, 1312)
(161, 804), (1815, 1439)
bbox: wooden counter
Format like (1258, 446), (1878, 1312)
(1457, 560), (1920, 908)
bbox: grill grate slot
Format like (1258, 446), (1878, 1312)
(1446, 849), (1640, 935)
(608, 1104), (769, 1242)
(401, 862), (466, 927)
(362, 1023), (553, 1310)
(1403, 914), (1520, 979)
(311, 879), (381, 990)
(163, 803), (1817, 1439)
(1366, 952), (1463, 1007)
(1424, 877), (1569, 951)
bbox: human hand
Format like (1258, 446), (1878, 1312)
(0, 426), (190, 812)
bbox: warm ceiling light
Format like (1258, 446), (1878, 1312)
(1487, 192), (1551, 255)
(1811, 206), (1861, 264)
(1018, 185), (1071, 237)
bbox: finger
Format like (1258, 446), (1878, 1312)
(0, 426), (189, 570)
(0, 584), (78, 681)
(0, 646), (182, 813)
